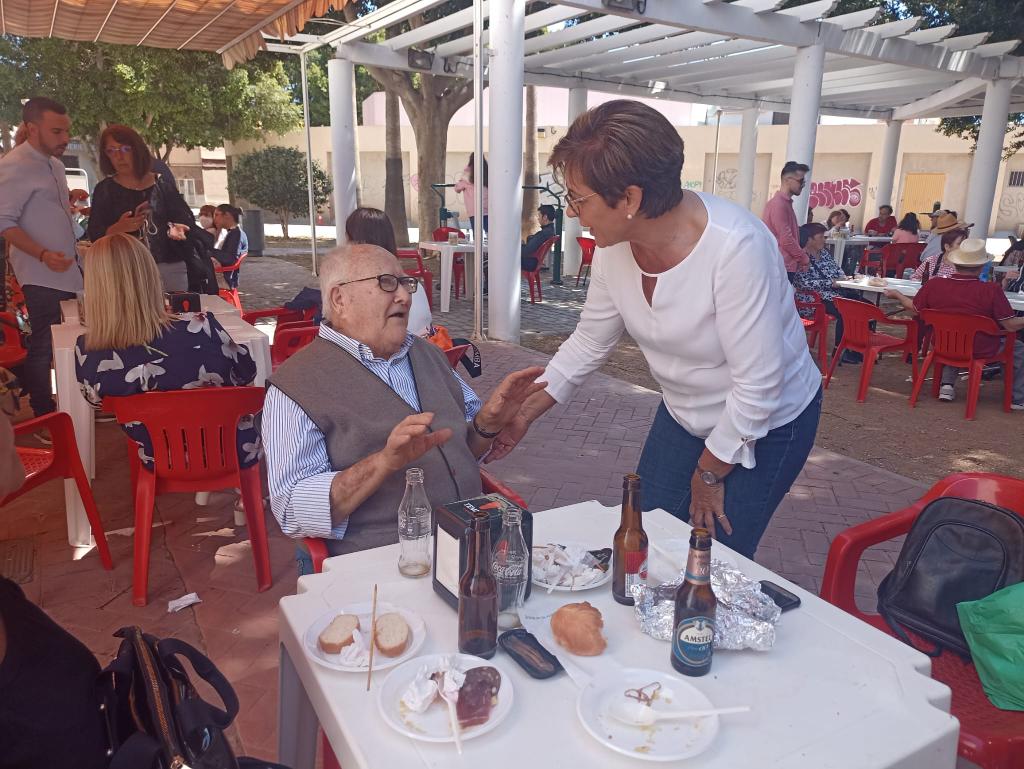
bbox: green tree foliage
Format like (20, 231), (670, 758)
(0, 36), (302, 161)
(229, 146), (332, 238)
(273, 46), (381, 126)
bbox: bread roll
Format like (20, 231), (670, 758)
(374, 612), (411, 657)
(318, 614), (360, 654)
(551, 601), (606, 656)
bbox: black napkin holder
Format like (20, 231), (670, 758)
(432, 493), (533, 610)
(166, 291), (201, 314)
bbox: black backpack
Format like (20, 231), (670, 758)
(98, 626), (289, 769)
(877, 497), (1024, 658)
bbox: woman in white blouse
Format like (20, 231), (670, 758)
(487, 100), (822, 559)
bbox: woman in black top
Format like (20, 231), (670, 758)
(86, 124), (215, 293)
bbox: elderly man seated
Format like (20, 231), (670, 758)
(263, 244), (544, 573)
(885, 238), (1024, 408)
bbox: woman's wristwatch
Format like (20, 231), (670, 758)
(695, 465), (723, 487)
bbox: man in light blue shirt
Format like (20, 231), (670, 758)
(0, 98), (82, 417)
(262, 244), (544, 573)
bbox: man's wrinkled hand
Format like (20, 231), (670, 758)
(381, 412), (452, 472)
(476, 366), (547, 434)
(483, 412), (529, 464)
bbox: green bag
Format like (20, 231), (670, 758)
(956, 582), (1024, 711)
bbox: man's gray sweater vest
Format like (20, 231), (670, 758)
(269, 335), (482, 555)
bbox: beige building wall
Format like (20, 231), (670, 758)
(219, 121), (1022, 234)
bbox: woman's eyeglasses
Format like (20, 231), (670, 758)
(104, 144), (134, 157)
(335, 274), (419, 293)
(566, 191), (599, 216)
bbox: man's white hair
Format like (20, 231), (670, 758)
(318, 243), (398, 323)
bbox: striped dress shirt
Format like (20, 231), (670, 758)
(262, 324), (482, 541)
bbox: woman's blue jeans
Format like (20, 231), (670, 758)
(637, 387), (822, 560)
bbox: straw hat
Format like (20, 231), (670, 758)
(946, 238), (992, 267)
(933, 211), (971, 234)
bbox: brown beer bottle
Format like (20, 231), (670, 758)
(612, 473), (649, 606)
(671, 528), (716, 676)
(458, 512), (498, 658)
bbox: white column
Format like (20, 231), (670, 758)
(784, 43), (825, 222)
(328, 53), (358, 229)
(487, 0), (526, 343)
(736, 107), (759, 211)
(875, 119), (903, 213)
(561, 86), (588, 278)
(965, 79), (1014, 239)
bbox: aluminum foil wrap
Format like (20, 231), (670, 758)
(632, 559), (781, 651)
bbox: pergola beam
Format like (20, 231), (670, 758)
(431, 4), (584, 56)
(524, 24), (695, 69)
(892, 77), (988, 120)
(384, 2), (489, 51)
(317, 0), (450, 48)
(558, 30), (728, 73)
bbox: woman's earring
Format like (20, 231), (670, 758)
(626, 213), (634, 220)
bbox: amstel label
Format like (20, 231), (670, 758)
(672, 616), (714, 668)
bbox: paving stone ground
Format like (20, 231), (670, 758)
(6, 253), (931, 757)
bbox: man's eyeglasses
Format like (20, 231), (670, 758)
(104, 144), (134, 157)
(566, 191), (599, 216)
(335, 274), (419, 293)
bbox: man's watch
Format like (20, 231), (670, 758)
(696, 465), (723, 487)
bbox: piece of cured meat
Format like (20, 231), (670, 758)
(455, 667), (502, 728)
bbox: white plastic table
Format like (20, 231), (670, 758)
(52, 295), (272, 547)
(277, 501), (957, 769)
(827, 235), (892, 268)
(836, 277), (1024, 311)
(418, 241), (486, 313)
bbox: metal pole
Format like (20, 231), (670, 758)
(300, 50), (319, 276)
(711, 108), (723, 195)
(472, 0), (485, 341)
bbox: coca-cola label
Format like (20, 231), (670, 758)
(672, 616), (714, 668)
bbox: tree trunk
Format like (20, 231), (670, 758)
(384, 90), (411, 247)
(408, 110), (449, 239)
(279, 211), (290, 240)
(521, 85), (539, 239)
(0, 124), (10, 154)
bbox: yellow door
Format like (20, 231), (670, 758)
(898, 173), (946, 218)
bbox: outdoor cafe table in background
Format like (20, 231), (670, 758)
(52, 295), (272, 548)
(827, 235), (892, 272)
(836, 276), (1024, 312)
(277, 500), (958, 769)
(418, 240), (486, 313)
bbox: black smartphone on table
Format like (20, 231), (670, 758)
(760, 580), (801, 612)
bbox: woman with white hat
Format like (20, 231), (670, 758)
(886, 238), (1024, 407)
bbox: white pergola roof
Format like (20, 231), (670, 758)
(267, 0), (1024, 121)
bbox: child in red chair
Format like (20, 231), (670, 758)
(885, 238), (1024, 407)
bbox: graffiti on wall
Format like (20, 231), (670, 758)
(808, 178), (863, 210)
(999, 192), (1024, 222)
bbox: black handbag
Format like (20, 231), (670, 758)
(876, 497), (1024, 658)
(98, 626), (290, 769)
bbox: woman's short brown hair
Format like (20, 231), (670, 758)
(941, 229), (967, 252)
(345, 207), (397, 255)
(549, 99), (684, 219)
(98, 124), (153, 178)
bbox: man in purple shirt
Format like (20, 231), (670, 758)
(762, 161), (809, 282)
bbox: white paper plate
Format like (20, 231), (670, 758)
(531, 543), (612, 592)
(577, 667), (720, 762)
(303, 603), (426, 673)
(378, 653), (514, 743)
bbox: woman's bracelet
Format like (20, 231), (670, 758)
(472, 414), (501, 440)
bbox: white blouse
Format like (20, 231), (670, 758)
(543, 192), (820, 469)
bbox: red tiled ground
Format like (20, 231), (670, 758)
(5, 340), (927, 758)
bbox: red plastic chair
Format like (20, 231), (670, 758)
(242, 306), (317, 347)
(825, 298), (918, 402)
(397, 248), (434, 310)
(271, 322), (319, 369)
(0, 311), (26, 368)
(214, 251), (246, 289)
(431, 227), (465, 242)
(575, 237), (596, 287)
(308, 467), (525, 769)
(218, 288), (242, 311)
(795, 290), (833, 373)
(820, 472), (1024, 769)
(444, 343), (470, 369)
(859, 242), (925, 277)
(103, 388), (272, 607)
(910, 310), (1016, 420)
(522, 236), (559, 304)
(1, 411), (112, 570)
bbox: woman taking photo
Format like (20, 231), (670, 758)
(86, 124), (213, 292)
(75, 233), (259, 471)
(488, 100), (821, 559)
(345, 206), (432, 337)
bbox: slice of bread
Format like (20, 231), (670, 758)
(317, 614), (360, 654)
(374, 612), (411, 657)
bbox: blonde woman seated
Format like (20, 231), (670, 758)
(74, 233), (259, 469)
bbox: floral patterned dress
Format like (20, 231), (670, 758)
(75, 313), (259, 470)
(793, 248), (844, 318)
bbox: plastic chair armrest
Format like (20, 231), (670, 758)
(479, 468), (528, 510)
(304, 538), (330, 574)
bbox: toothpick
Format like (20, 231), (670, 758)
(366, 584), (378, 691)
